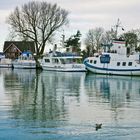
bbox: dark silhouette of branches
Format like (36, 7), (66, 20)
(7, 1), (69, 57)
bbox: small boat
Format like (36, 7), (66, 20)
(84, 39), (140, 76)
(0, 54), (13, 68)
(0, 58), (13, 68)
(40, 51), (86, 72)
(13, 51), (36, 69)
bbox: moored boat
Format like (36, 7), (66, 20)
(84, 39), (140, 76)
(0, 58), (13, 68)
(13, 51), (36, 69)
(0, 53), (13, 68)
(40, 51), (86, 72)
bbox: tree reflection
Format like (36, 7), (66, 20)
(2, 69), (85, 126)
(2, 68), (140, 127)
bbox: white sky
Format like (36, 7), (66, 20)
(0, 0), (140, 51)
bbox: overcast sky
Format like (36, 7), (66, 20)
(0, 0), (140, 51)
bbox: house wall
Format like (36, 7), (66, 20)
(5, 45), (21, 59)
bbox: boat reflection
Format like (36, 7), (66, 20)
(0, 68), (140, 140)
(1, 68), (140, 126)
(3, 69), (36, 92)
(85, 73), (140, 108)
(37, 71), (86, 120)
(2, 69), (86, 124)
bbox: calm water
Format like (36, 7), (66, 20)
(0, 68), (140, 140)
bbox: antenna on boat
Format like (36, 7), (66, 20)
(53, 44), (57, 51)
(111, 18), (124, 39)
(60, 29), (65, 48)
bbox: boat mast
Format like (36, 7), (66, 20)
(112, 18), (124, 39)
(115, 18), (121, 39)
(61, 29), (65, 48)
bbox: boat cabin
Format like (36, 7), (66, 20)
(41, 51), (86, 72)
(18, 51), (34, 60)
(110, 39), (126, 55)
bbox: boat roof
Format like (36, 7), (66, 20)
(22, 51), (32, 55)
(55, 55), (82, 58)
(46, 51), (82, 58)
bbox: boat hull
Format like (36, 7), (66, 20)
(0, 59), (13, 68)
(13, 61), (36, 69)
(84, 61), (140, 76)
(41, 64), (87, 72)
(0, 64), (13, 68)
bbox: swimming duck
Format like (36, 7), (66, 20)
(95, 123), (102, 131)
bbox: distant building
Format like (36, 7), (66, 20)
(3, 41), (35, 59)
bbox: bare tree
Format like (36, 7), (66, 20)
(102, 30), (114, 44)
(84, 30), (95, 56)
(84, 27), (104, 55)
(131, 29), (140, 49)
(6, 1), (69, 57)
(94, 27), (104, 51)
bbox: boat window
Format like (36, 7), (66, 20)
(122, 62), (126, 66)
(128, 62), (132, 66)
(90, 60), (93, 63)
(117, 62), (120, 66)
(63, 58), (82, 64)
(60, 59), (65, 64)
(94, 60), (97, 64)
(55, 59), (59, 63)
(45, 59), (50, 62)
(100, 54), (110, 63)
(64, 59), (72, 64)
(52, 58), (59, 63)
(75, 58), (82, 64)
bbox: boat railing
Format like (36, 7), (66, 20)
(45, 51), (80, 57)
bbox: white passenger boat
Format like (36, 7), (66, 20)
(40, 51), (86, 72)
(13, 52), (36, 69)
(84, 39), (140, 76)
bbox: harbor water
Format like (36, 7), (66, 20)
(0, 68), (140, 140)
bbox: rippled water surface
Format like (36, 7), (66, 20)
(0, 68), (140, 140)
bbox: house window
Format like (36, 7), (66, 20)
(128, 62), (132, 66)
(122, 62), (126, 66)
(117, 62), (120, 66)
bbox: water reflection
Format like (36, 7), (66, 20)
(38, 71), (86, 121)
(1, 69), (140, 120)
(85, 73), (140, 124)
(1, 69), (140, 122)
(85, 73), (140, 107)
(2, 69), (86, 124)
(4, 69), (36, 91)
(0, 69), (140, 139)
